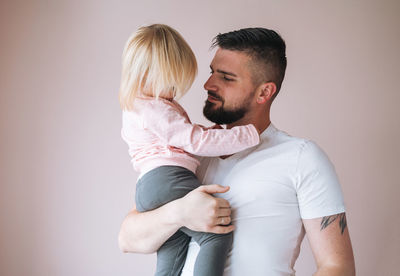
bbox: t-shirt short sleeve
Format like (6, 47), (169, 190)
(295, 140), (346, 219)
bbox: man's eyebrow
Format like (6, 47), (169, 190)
(210, 65), (238, 77)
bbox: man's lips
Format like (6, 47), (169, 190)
(207, 92), (222, 103)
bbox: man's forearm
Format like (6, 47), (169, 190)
(118, 185), (233, 254)
(118, 200), (182, 254)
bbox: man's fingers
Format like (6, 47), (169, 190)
(215, 197), (230, 208)
(216, 207), (231, 217)
(209, 225), (235, 234)
(216, 216), (231, 225)
(198, 184), (230, 195)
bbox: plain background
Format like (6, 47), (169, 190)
(1, 0), (399, 275)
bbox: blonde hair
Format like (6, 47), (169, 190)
(119, 24), (198, 110)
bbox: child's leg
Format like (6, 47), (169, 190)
(181, 228), (233, 276)
(155, 230), (191, 276)
(136, 166), (232, 276)
(135, 166), (202, 276)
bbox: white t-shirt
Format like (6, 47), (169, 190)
(181, 124), (345, 276)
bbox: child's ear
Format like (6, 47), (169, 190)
(256, 82), (277, 104)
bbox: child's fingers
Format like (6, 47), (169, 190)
(211, 124), (223, 129)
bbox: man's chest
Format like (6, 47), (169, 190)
(200, 152), (301, 220)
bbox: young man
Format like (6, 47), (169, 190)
(119, 28), (355, 276)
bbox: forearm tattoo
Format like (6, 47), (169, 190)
(320, 213), (347, 234)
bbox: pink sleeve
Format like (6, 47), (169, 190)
(144, 101), (260, 156)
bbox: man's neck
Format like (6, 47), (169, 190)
(226, 105), (271, 134)
(219, 118), (270, 160)
(226, 116), (271, 134)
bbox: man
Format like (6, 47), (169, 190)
(119, 28), (355, 275)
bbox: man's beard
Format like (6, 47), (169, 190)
(203, 91), (251, 125)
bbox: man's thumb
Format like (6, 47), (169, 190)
(198, 184), (230, 194)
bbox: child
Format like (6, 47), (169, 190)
(119, 24), (259, 276)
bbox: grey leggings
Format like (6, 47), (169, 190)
(136, 166), (232, 276)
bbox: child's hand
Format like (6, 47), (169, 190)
(198, 124), (224, 130)
(196, 124), (223, 130)
(210, 124), (223, 129)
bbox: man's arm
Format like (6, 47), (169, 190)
(118, 185), (234, 253)
(303, 212), (355, 276)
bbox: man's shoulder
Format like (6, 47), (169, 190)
(262, 125), (332, 164)
(262, 124), (310, 149)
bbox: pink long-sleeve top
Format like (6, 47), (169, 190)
(121, 97), (260, 177)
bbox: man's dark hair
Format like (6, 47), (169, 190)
(212, 28), (287, 98)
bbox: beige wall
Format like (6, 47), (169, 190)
(1, 0), (399, 275)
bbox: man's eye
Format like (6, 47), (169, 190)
(223, 76), (234, 81)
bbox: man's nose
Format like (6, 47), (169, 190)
(204, 75), (216, 91)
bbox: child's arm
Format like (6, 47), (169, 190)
(145, 101), (260, 156)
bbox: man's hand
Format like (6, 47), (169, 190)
(176, 184), (234, 234)
(118, 184), (233, 254)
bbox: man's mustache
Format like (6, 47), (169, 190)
(207, 91), (223, 101)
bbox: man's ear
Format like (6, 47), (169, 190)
(256, 82), (277, 104)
